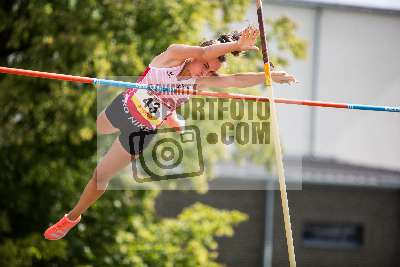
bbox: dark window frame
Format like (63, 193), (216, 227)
(302, 222), (364, 249)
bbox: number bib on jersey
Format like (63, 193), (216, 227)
(126, 88), (171, 129)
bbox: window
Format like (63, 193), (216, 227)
(302, 222), (363, 249)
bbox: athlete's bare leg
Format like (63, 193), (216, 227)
(97, 110), (119, 135)
(68, 137), (135, 220)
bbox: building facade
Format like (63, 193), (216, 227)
(157, 158), (400, 267)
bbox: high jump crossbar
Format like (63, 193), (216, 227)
(0, 66), (399, 113)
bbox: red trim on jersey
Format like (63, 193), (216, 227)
(137, 67), (150, 83)
(124, 67), (155, 129)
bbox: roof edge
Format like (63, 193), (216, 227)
(265, 0), (400, 15)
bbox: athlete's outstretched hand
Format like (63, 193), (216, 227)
(271, 71), (298, 85)
(237, 26), (260, 51)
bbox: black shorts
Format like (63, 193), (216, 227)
(105, 92), (158, 155)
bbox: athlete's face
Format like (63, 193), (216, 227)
(189, 58), (222, 78)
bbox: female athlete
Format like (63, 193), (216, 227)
(44, 26), (296, 240)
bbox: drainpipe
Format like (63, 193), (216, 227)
(310, 7), (322, 156)
(262, 180), (275, 267)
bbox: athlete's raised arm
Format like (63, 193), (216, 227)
(156, 26), (259, 64)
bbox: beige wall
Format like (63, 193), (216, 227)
(234, 3), (317, 157)
(239, 3), (400, 170)
(315, 9), (400, 170)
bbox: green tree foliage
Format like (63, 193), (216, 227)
(114, 203), (247, 267)
(0, 0), (305, 266)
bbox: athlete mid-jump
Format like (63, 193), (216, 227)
(44, 26), (296, 240)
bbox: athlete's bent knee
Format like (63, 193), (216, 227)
(92, 168), (112, 189)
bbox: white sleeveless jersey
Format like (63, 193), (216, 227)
(123, 61), (196, 130)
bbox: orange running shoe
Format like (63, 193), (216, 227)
(43, 214), (81, 240)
